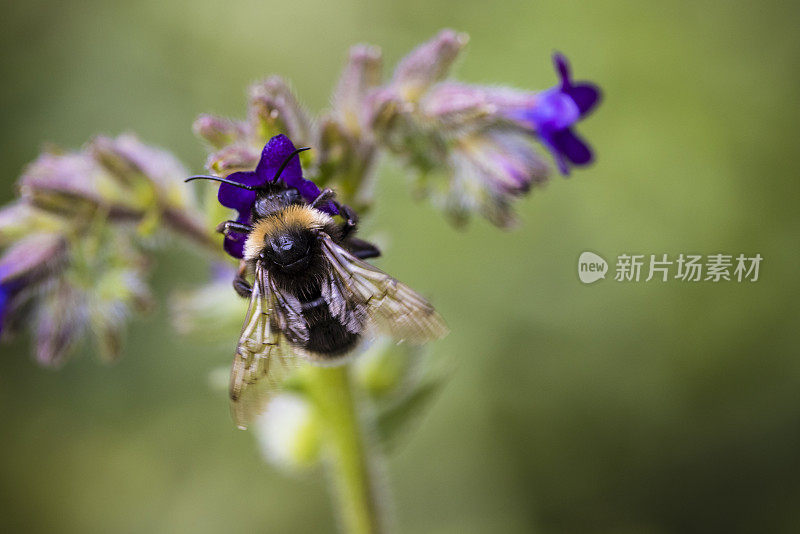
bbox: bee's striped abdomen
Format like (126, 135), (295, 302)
(300, 295), (360, 357)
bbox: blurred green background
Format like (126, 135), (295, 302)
(2, 1), (800, 533)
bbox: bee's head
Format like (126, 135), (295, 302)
(259, 228), (316, 273)
(244, 204), (337, 275)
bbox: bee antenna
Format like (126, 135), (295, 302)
(184, 176), (257, 190)
(184, 146), (310, 190)
(270, 146), (311, 184)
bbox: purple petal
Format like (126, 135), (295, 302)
(565, 83), (601, 116)
(255, 134), (303, 187)
(294, 180), (339, 215)
(317, 202), (339, 216)
(521, 89), (580, 132)
(552, 52), (571, 89)
(224, 232), (246, 259)
(218, 193), (255, 259)
(234, 210), (253, 228)
(295, 177), (322, 203)
(551, 129), (593, 166)
(535, 130), (570, 175)
(252, 135), (336, 212)
(0, 276), (26, 331)
(0, 282), (10, 334)
(218, 171), (259, 213)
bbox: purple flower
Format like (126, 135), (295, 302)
(0, 275), (28, 338)
(0, 267), (29, 336)
(509, 53), (601, 174)
(0, 232), (67, 335)
(0, 279), (10, 335)
(217, 135), (337, 258)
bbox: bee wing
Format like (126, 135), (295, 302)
(267, 275), (310, 346)
(319, 233), (448, 343)
(229, 263), (298, 429)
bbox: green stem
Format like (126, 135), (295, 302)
(304, 365), (388, 534)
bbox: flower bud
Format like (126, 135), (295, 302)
(254, 393), (321, 471)
(206, 143), (261, 175)
(0, 231), (68, 335)
(0, 203), (33, 246)
(0, 232), (66, 286)
(316, 116), (352, 174)
(248, 76), (312, 146)
(447, 130), (549, 227)
(364, 88), (405, 139)
(34, 281), (86, 367)
(0, 202), (61, 247)
(390, 29), (469, 102)
(19, 135), (197, 228)
(193, 114), (248, 149)
(313, 116), (376, 211)
(420, 83), (534, 135)
(333, 45), (383, 135)
(89, 265), (152, 362)
(314, 116), (353, 189)
(89, 134), (192, 209)
(18, 152), (135, 219)
(353, 338), (413, 400)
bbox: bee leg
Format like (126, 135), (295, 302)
(232, 260), (252, 298)
(345, 236), (381, 260)
(310, 189), (359, 239)
(233, 277), (252, 298)
(216, 220), (253, 235)
(336, 202), (359, 239)
(310, 188), (336, 209)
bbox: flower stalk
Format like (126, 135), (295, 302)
(304, 365), (388, 534)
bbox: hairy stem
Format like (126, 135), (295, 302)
(305, 365), (388, 534)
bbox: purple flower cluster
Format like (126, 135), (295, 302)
(362, 31), (601, 225)
(195, 31), (601, 230)
(0, 135), (204, 365)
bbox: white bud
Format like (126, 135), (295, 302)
(254, 393), (320, 471)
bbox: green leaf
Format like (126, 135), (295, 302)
(375, 377), (447, 451)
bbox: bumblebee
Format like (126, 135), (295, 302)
(188, 146), (447, 428)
